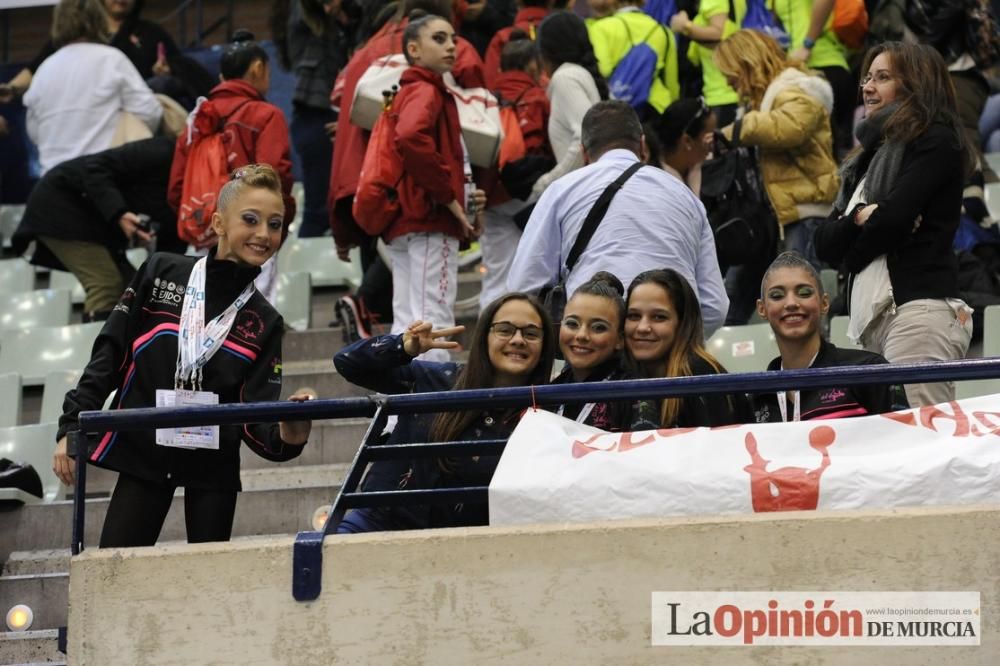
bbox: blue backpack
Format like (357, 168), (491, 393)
(607, 18), (665, 109)
(742, 0), (790, 48)
(642, 0), (677, 24)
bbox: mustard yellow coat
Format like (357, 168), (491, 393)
(737, 68), (840, 229)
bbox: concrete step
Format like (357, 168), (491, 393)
(0, 465), (348, 555)
(282, 327), (348, 363)
(240, 418), (370, 469)
(0, 630), (63, 665)
(1, 550), (68, 577)
(279, 360), (365, 400)
(0, 573), (67, 631)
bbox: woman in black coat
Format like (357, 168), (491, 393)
(814, 42), (977, 408)
(13, 136), (184, 321)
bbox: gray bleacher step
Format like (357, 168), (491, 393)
(0, 466), (348, 554)
(2, 549), (68, 577)
(0, 630), (62, 665)
(240, 418), (371, 469)
(279, 360), (365, 400)
(282, 326), (349, 363)
(0, 574), (67, 631)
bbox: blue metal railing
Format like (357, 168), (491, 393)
(74, 357), (1000, 601)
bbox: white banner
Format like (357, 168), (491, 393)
(488, 395), (1000, 525)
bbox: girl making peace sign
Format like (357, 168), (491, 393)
(333, 293), (555, 532)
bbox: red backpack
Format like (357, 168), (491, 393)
(831, 0), (869, 50)
(176, 99), (249, 249)
(353, 89), (405, 236)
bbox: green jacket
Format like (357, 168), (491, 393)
(769, 0), (849, 70)
(687, 0), (747, 106)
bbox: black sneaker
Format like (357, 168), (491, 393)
(335, 294), (371, 344)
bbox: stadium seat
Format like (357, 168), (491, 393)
(0, 289), (72, 330)
(706, 323), (779, 374)
(0, 322), (104, 386)
(48, 270), (85, 305)
(820, 268), (838, 300)
(0, 422), (63, 503)
(0, 372), (21, 428)
(0, 258), (35, 293)
(274, 271), (312, 331)
(985, 152), (1000, 176)
(276, 238), (362, 288)
(985, 182), (1000, 220)
(40, 370), (83, 425)
(957, 304), (1000, 399)
(829, 315), (861, 350)
(0, 204), (25, 249)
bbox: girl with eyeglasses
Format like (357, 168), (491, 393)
(624, 269), (750, 430)
(333, 293), (555, 532)
(644, 97), (716, 197)
(815, 42), (978, 408)
(551, 271), (632, 430)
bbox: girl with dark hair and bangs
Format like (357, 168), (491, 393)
(645, 97), (717, 196)
(550, 271), (633, 431)
(530, 11), (609, 197)
(333, 293), (555, 532)
(625, 268), (750, 429)
(815, 41), (977, 408)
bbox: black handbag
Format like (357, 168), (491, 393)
(700, 121), (777, 270)
(0, 458), (43, 500)
(541, 161), (645, 325)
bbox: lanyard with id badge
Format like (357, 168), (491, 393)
(155, 257), (255, 450)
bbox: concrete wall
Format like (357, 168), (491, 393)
(69, 505), (1000, 664)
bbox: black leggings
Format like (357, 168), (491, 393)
(99, 473), (238, 548)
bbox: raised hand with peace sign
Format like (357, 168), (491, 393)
(402, 321), (466, 357)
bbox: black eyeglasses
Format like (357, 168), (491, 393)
(681, 97), (710, 137)
(489, 322), (544, 342)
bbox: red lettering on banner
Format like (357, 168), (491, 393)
(882, 411), (917, 426)
(743, 426), (835, 512)
(571, 428), (696, 457)
(571, 434), (606, 458)
(920, 402), (970, 437)
(971, 411), (1000, 437)
(618, 432), (655, 452)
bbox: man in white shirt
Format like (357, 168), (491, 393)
(507, 100), (728, 335)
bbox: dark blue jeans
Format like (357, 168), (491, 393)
(290, 104), (337, 237)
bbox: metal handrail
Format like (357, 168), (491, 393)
(72, 357), (1000, 600)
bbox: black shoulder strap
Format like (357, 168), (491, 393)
(565, 161), (644, 273)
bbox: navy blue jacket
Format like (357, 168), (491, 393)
(334, 334), (524, 528)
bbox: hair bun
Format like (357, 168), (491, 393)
(590, 271), (624, 297)
(231, 29), (256, 43)
(508, 28), (531, 43)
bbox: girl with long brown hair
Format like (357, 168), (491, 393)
(815, 41), (977, 408)
(624, 269), (749, 429)
(333, 293), (555, 532)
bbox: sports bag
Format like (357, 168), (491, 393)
(607, 19), (662, 109)
(176, 97), (250, 249)
(351, 54), (502, 167)
(831, 0), (869, 51)
(700, 124), (776, 269)
(353, 88), (404, 237)
(495, 89), (556, 201)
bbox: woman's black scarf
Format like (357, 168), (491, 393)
(834, 103), (905, 212)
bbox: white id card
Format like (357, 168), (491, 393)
(155, 389), (220, 450)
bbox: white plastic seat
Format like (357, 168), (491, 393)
(0, 258), (35, 293)
(276, 238), (362, 288)
(0, 289), (72, 330)
(41, 370), (83, 425)
(0, 204), (25, 249)
(0, 322), (104, 386)
(48, 269), (86, 305)
(0, 372), (21, 428)
(706, 323), (779, 374)
(957, 304), (1000, 399)
(829, 315), (861, 350)
(274, 271), (312, 331)
(985, 182), (1000, 220)
(0, 422), (63, 503)
(984, 152), (1000, 176)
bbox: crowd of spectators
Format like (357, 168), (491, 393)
(1, 0), (999, 540)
